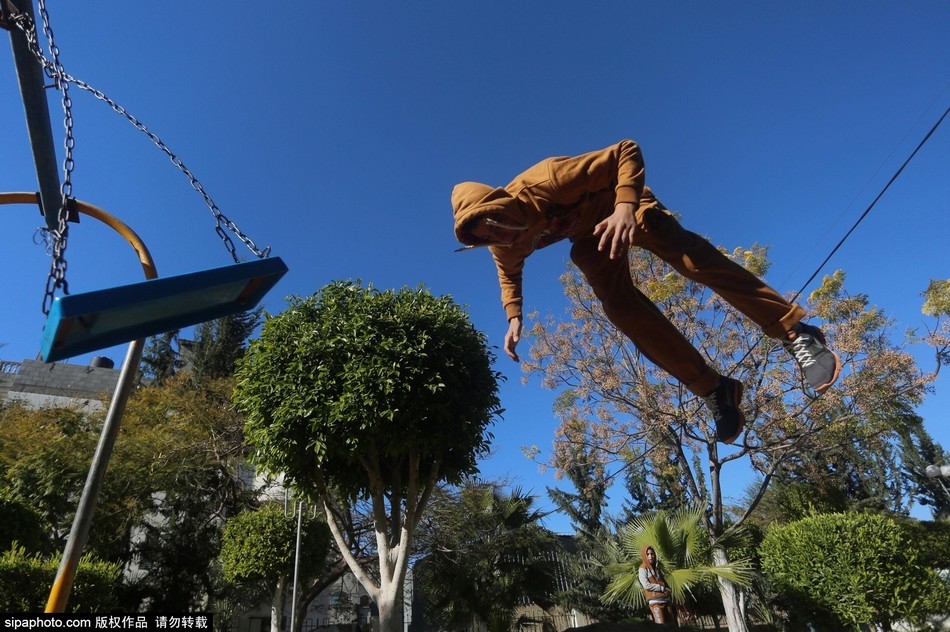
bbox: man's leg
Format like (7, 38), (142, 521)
(630, 205), (804, 338)
(571, 234), (747, 443)
(631, 205), (840, 393)
(570, 236), (720, 397)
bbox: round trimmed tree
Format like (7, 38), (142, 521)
(234, 281), (501, 632)
(221, 503), (330, 632)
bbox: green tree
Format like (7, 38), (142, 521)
(140, 329), (182, 385)
(543, 441), (633, 624)
(190, 308), (263, 382)
(546, 438), (609, 538)
(121, 375), (256, 610)
(0, 478), (54, 556)
(922, 279), (950, 319)
(760, 512), (950, 630)
(221, 503), (332, 632)
(132, 490), (231, 611)
(894, 518), (950, 571)
(414, 482), (559, 632)
(603, 505), (753, 622)
(904, 431), (950, 520)
(523, 243), (942, 632)
(0, 405), (97, 552)
(234, 282), (502, 632)
(745, 412), (946, 528)
(0, 375), (254, 611)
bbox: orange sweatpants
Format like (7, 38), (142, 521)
(569, 204), (804, 397)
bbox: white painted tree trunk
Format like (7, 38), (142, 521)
(271, 575), (285, 632)
(321, 501), (412, 632)
(375, 544), (407, 632)
(376, 589), (400, 632)
(713, 549), (749, 632)
(316, 458), (434, 632)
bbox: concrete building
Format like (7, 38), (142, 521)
(1, 356), (120, 412)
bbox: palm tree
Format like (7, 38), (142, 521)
(415, 482), (559, 632)
(602, 504), (754, 623)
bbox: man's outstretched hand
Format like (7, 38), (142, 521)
(594, 201), (638, 259)
(505, 315), (523, 362)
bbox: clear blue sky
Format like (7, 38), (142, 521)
(3, 2), (949, 532)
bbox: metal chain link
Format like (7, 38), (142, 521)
(11, 4), (271, 314)
(20, 0), (73, 314)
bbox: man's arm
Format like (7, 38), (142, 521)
(491, 246), (526, 361)
(548, 139), (646, 207)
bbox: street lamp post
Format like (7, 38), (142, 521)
(925, 464), (950, 499)
(285, 493), (318, 632)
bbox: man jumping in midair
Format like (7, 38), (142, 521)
(452, 139), (840, 444)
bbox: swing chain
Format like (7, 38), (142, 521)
(9, 3), (271, 312)
(14, 0), (75, 314)
(51, 73), (273, 263)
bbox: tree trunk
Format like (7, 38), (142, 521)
(713, 549), (748, 632)
(376, 589), (401, 632)
(271, 575), (285, 632)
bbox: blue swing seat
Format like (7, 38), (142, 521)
(40, 257), (288, 362)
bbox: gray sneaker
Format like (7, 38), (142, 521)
(784, 323), (841, 394)
(703, 377), (746, 444)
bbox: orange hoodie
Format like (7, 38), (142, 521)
(452, 140), (660, 321)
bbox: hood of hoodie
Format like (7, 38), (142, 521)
(452, 182), (528, 247)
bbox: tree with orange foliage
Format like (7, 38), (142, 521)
(523, 243), (944, 632)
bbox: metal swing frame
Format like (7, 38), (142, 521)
(5, 0), (287, 611)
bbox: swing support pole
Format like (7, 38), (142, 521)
(48, 341), (145, 611)
(4, 0), (68, 230)
(43, 199), (157, 613)
(0, 193), (156, 613)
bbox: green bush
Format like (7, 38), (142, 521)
(0, 547), (122, 612)
(760, 512), (950, 630)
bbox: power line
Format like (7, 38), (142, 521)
(724, 99), (950, 396)
(790, 100), (950, 304)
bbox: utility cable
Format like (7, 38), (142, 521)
(789, 100), (950, 304)
(724, 99), (950, 402)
